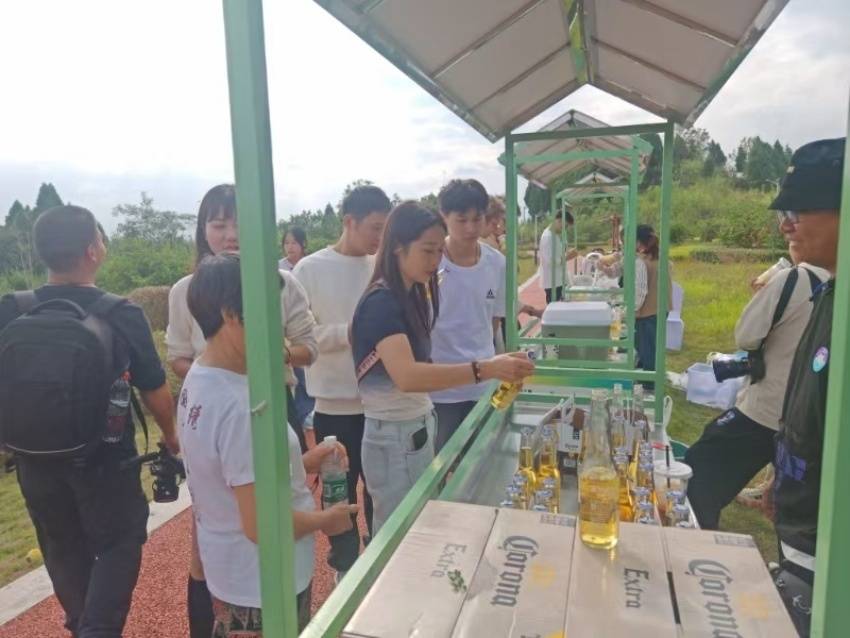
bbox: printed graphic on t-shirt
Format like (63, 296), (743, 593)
(187, 405), (202, 430)
(486, 289), (495, 300)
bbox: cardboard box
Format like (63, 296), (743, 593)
(452, 509), (576, 638)
(565, 522), (678, 638)
(664, 527), (797, 638)
(342, 501), (497, 638)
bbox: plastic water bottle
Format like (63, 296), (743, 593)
(104, 371), (131, 443)
(320, 436), (348, 510)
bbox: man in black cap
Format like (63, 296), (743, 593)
(765, 137), (844, 636)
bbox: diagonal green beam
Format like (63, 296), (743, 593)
(301, 394), (496, 637)
(221, 1), (297, 636)
(811, 97), (850, 638)
(564, 0), (592, 84)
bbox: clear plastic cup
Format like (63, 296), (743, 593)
(653, 460), (693, 510)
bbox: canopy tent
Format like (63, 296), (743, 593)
(511, 109), (650, 188)
(214, 1), (850, 636)
(315, 0), (790, 140)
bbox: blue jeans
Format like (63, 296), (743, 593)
(361, 411), (436, 533)
(635, 315), (658, 372)
(290, 367), (315, 428)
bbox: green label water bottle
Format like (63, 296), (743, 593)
(321, 435), (348, 508)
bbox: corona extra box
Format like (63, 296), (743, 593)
(342, 501), (496, 638)
(565, 522), (678, 638)
(452, 509), (576, 638)
(663, 527), (797, 637)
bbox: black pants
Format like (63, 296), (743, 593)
(16, 454), (149, 638)
(313, 412), (373, 571)
(285, 387), (308, 454)
(544, 286), (563, 304)
(434, 401), (477, 453)
(685, 407), (775, 529)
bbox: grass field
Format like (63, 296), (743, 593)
(0, 250), (780, 586)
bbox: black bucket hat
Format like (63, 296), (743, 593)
(769, 138), (845, 212)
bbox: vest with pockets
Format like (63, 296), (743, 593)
(0, 291), (130, 459)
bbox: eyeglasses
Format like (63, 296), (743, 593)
(775, 210), (801, 225)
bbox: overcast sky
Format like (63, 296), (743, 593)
(0, 0), (848, 231)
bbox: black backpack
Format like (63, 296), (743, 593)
(0, 292), (131, 459)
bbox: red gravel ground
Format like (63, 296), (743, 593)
(0, 276), (543, 637)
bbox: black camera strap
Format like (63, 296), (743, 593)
(758, 266), (820, 354)
(130, 389), (150, 455)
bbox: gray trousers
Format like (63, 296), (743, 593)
(362, 411), (436, 533)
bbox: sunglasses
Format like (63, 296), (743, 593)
(775, 210), (801, 225)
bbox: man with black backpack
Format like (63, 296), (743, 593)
(685, 251), (827, 530)
(0, 205), (178, 638)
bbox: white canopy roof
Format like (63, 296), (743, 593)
(316, 0), (789, 140)
(512, 109), (650, 187)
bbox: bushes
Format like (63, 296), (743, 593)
(97, 238), (192, 295)
(687, 246), (787, 264)
(128, 286), (170, 331)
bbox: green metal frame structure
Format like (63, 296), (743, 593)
(505, 125), (670, 421)
(220, 1), (848, 635)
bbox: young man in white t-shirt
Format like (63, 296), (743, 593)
(292, 185), (391, 571)
(430, 179), (507, 451)
(178, 254), (356, 635)
(538, 210), (577, 303)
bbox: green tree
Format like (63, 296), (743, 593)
(734, 140), (749, 174)
(323, 203), (335, 218)
(703, 141), (727, 176)
(34, 183), (63, 212)
(112, 193), (195, 244)
(523, 183), (550, 219)
(639, 133), (663, 189)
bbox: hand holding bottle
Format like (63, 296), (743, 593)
(479, 352), (535, 383)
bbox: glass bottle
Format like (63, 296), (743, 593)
(610, 384), (627, 454)
(613, 453), (634, 522)
(672, 504), (693, 528)
(579, 389), (619, 549)
(517, 429), (538, 498)
(506, 485), (525, 510)
(541, 477), (559, 513)
(512, 473), (530, 509)
(634, 501), (657, 525)
(537, 426), (561, 503)
(491, 352), (534, 410)
(628, 384), (648, 483)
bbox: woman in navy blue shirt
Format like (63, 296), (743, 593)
(351, 202), (534, 531)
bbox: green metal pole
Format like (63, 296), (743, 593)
(550, 188), (557, 301)
(810, 98), (850, 637)
(221, 2), (297, 636)
(654, 122), (674, 421)
(505, 137), (519, 351)
(624, 153), (638, 368)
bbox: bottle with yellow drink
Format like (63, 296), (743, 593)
(537, 425), (561, 505)
(579, 389), (620, 549)
(517, 427), (538, 499)
(490, 351), (536, 410)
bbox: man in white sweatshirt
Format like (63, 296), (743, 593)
(293, 185), (390, 571)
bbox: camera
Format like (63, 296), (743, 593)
(121, 442), (186, 503)
(711, 350), (766, 384)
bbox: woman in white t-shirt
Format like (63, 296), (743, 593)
(178, 254), (355, 635)
(166, 184), (318, 637)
